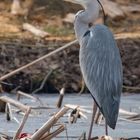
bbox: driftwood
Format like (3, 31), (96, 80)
(31, 107), (69, 140)
(23, 23), (49, 38)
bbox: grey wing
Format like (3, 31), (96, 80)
(79, 25), (123, 129)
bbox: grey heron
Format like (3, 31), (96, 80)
(64, 0), (123, 139)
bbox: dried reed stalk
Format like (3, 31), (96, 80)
(56, 88), (65, 108)
(13, 107), (31, 140)
(31, 107), (69, 140)
(39, 125), (65, 140)
(17, 90), (37, 101)
(0, 96), (28, 112)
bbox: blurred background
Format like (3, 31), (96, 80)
(0, 0), (140, 94)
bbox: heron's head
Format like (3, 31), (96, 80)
(64, 0), (106, 24)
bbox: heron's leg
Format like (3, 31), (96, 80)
(105, 119), (108, 136)
(88, 101), (97, 140)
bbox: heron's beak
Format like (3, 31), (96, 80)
(63, 0), (87, 7)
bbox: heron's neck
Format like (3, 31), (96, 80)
(74, 0), (99, 42)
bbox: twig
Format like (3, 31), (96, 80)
(32, 70), (53, 94)
(13, 107), (31, 140)
(0, 40), (78, 81)
(17, 90), (37, 101)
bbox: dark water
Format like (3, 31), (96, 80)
(0, 94), (140, 139)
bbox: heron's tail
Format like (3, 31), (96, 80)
(100, 99), (120, 129)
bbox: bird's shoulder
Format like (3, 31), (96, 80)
(81, 24), (116, 50)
